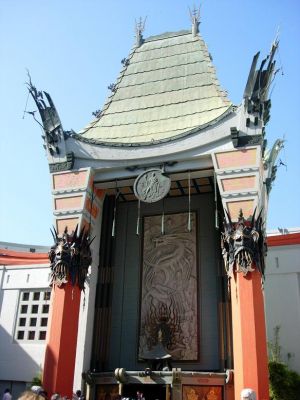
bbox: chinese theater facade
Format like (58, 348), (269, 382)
(29, 14), (282, 400)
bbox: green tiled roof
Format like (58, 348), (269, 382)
(79, 29), (232, 145)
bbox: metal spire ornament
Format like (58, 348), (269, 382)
(135, 16), (147, 47)
(189, 5), (200, 36)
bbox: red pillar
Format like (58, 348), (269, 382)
(231, 268), (269, 400)
(43, 282), (81, 398)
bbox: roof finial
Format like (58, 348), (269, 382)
(189, 5), (200, 36)
(135, 17), (147, 47)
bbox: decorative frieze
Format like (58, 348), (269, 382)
(212, 147), (262, 223)
(56, 217), (79, 236)
(49, 152), (74, 173)
(226, 200), (255, 221)
(221, 176), (256, 192)
(52, 170), (88, 191)
(51, 168), (103, 237)
(215, 148), (257, 170)
(54, 196), (83, 210)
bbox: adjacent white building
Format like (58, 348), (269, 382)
(0, 242), (50, 398)
(265, 228), (300, 373)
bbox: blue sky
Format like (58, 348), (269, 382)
(0, 0), (299, 245)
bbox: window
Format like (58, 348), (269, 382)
(39, 331), (46, 340)
(21, 305), (28, 313)
(44, 291), (51, 301)
(33, 292), (40, 301)
(17, 331), (24, 340)
(28, 331), (35, 340)
(23, 292), (29, 301)
(15, 289), (51, 343)
(42, 304), (49, 314)
(31, 305), (39, 314)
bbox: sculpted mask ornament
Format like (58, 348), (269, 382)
(48, 225), (93, 290)
(221, 209), (266, 278)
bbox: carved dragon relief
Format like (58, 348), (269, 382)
(263, 139), (285, 193)
(48, 225), (93, 290)
(221, 209), (266, 279)
(26, 74), (64, 155)
(139, 213), (198, 361)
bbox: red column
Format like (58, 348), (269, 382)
(231, 269), (269, 400)
(43, 282), (81, 398)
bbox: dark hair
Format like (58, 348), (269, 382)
(5, 390), (11, 394)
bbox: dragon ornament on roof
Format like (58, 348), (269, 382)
(25, 72), (74, 172)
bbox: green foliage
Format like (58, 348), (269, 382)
(31, 371), (42, 386)
(268, 325), (281, 362)
(269, 361), (300, 400)
(268, 325), (300, 399)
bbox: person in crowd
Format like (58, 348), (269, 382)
(18, 391), (44, 400)
(30, 387), (47, 400)
(50, 394), (60, 400)
(73, 391), (83, 400)
(3, 389), (12, 400)
(136, 392), (145, 400)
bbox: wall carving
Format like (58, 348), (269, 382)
(96, 385), (119, 400)
(139, 212), (198, 361)
(182, 386), (222, 400)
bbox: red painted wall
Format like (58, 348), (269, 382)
(43, 283), (81, 398)
(0, 248), (49, 265)
(267, 232), (300, 247)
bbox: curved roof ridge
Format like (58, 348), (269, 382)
(195, 33), (230, 104)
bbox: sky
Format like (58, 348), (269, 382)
(0, 0), (299, 246)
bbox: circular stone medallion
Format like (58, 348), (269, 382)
(134, 169), (171, 203)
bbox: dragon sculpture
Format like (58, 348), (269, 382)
(48, 225), (93, 290)
(221, 209), (266, 279)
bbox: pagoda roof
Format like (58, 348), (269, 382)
(77, 29), (232, 146)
